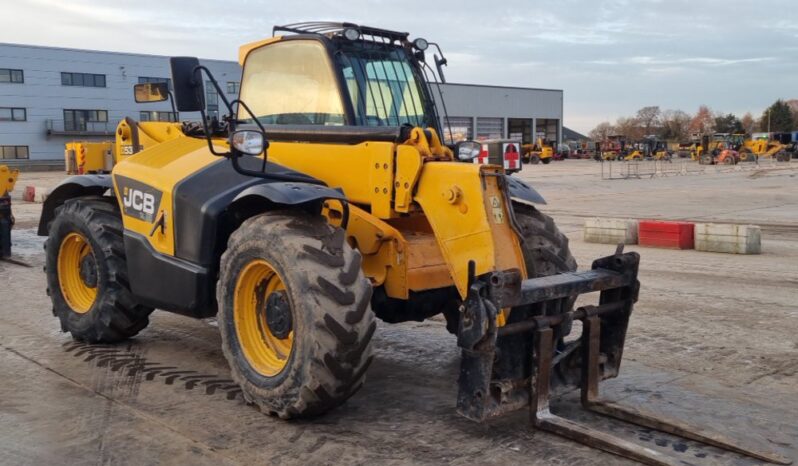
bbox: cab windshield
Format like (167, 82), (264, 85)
(337, 44), (431, 127)
(238, 39), (434, 128)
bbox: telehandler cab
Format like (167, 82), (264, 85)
(38, 22), (789, 465)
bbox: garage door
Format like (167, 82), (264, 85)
(443, 116), (473, 142)
(476, 117), (503, 140)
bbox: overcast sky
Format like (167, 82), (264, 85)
(2, 0), (796, 133)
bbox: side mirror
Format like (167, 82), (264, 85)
(455, 141), (482, 161)
(134, 82), (169, 103)
(169, 57), (204, 112)
(230, 130), (266, 156)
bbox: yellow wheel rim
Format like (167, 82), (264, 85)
(57, 232), (97, 314)
(234, 259), (294, 376)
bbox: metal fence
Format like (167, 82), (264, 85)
(600, 158), (794, 180)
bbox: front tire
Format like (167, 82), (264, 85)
(45, 197), (153, 343)
(217, 212), (375, 419)
(493, 203), (578, 382)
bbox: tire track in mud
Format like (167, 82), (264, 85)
(60, 340), (245, 401)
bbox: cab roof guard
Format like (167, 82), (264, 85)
(273, 21), (410, 43)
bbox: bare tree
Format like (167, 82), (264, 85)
(659, 110), (691, 141)
(615, 116), (644, 140)
(688, 105), (714, 135)
(589, 121), (615, 141)
(740, 112), (757, 134)
(635, 106), (661, 136)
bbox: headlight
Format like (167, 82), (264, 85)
(456, 141), (482, 161)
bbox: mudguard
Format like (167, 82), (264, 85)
(232, 181), (346, 206)
(37, 175), (114, 235)
(504, 175), (546, 205)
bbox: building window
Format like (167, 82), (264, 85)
(226, 81), (240, 94)
(443, 116), (473, 142)
(0, 68), (24, 83)
(138, 76), (172, 90)
(63, 109), (109, 131)
(0, 145), (29, 159)
(0, 107), (26, 121)
(61, 72), (106, 87)
(205, 80), (219, 113)
(139, 111), (177, 122)
(476, 117), (504, 140)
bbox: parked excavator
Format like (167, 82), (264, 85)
(37, 22), (790, 466)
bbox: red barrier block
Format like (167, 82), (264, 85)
(22, 186), (36, 203)
(638, 220), (694, 249)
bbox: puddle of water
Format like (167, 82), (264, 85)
(10, 228), (45, 257)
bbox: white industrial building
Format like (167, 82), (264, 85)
(0, 43), (563, 163)
(436, 83), (563, 146)
(0, 43), (241, 163)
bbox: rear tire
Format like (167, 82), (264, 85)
(217, 212), (375, 419)
(44, 197), (153, 343)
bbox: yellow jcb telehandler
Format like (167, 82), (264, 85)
(37, 22), (789, 465)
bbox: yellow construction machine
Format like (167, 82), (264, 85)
(37, 22), (790, 465)
(65, 119), (184, 174)
(738, 133), (792, 162)
(1, 165), (20, 260)
(522, 137), (553, 164)
(615, 137), (670, 162)
(691, 133), (745, 164)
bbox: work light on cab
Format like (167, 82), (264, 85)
(455, 141), (482, 161)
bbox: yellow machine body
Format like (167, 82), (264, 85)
(65, 120), (184, 175)
(64, 141), (114, 174)
(113, 119), (184, 163)
(741, 138), (786, 159)
(0, 165), (19, 196)
(112, 124), (527, 302)
(523, 137), (553, 163)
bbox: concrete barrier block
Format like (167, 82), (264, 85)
(584, 218), (638, 244)
(694, 223), (761, 254)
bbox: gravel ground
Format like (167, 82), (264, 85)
(1, 160), (796, 465)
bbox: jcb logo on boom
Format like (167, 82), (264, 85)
(115, 176), (162, 223)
